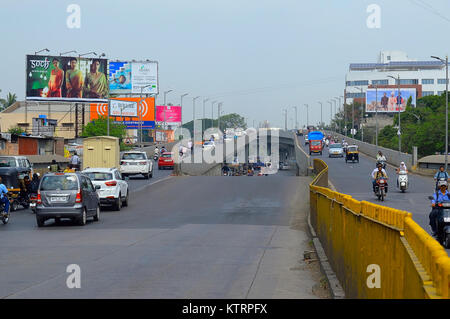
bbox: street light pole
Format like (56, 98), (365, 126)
(388, 75), (401, 152)
(328, 101), (333, 130)
(163, 90), (173, 135)
(211, 100), (217, 129)
(193, 96), (200, 122)
(432, 55), (449, 171)
(375, 84), (378, 150)
(139, 84), (152, 148)
(283, 109), (288, 131)
(304, 104), (309, 127)
(292, 106), (298, 130)
(180, 93), (189, 125)
(318, 102), (323, 129)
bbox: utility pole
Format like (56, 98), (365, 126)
(375, 84), (378, 150)
(318, 102), (323, 129)
(304, 104), (309, 127)
(292, 106), (298, 130)
(328, 101), (333, 131)
(180, 93), (188, 125)
(432, 55), (448, 170)
(283, 109), (288, 131)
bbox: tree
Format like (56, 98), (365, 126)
(182, 113), (247, 136)
(8, 126), (25, 135)
(81, 116), (126, 139)
(3, 92), (17, 109)
(0, 89), (5, 109)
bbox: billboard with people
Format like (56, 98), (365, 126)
(26, 55), (108, 101)
(365, 88), (416, 113)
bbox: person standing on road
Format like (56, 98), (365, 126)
(49, 159), (60, 173)
(70, 152), (81, 171)
(0, 176), (10, 214)
(188, 140), (193, 152)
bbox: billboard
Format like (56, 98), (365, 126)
(90, 97), (155, 129)
(26, 55), (108, 101)
(109, 61), (132, 94)
(110, 99), (138, 117)
(365, 88), (416, 113)
(108, 61), (158, 95)
(156, 105), (182, 123)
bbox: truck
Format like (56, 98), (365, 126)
(82, 136), (120, 170)
(308, 131), (324, 155)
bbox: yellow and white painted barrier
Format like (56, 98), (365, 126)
(310, 158), (450, 298)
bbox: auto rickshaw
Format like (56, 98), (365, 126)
(0, 167), (29, 211)
(345, 145), (359, 163)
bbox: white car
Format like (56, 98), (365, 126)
(328, 143), (344, 157)
(120, 151), (153, 179)
(82, 168), (129, 211)
(202, 141), (215, 150)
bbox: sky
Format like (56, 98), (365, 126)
(1, 0), (450, 128)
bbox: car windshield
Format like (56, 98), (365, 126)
(122, 153), (146, 160)
(311, 141), (321, 146)
(84, 172), (113, 181)
(348, 147), (357, 152)
(330, 144), (342, 148)
(0, 157), (17, 167)
(162, 153), (172, 158)
(40, 175), (78, 191)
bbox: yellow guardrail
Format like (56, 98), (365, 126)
(310, 158), (450, 298)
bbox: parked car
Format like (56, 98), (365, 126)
(120, 151), (153, 179)
(82, 168), (129, 211)
(0, 155), (34, 178)
(158, 152), (174, 170)
(328, 143), (344, 158)
(35, 172), (100, 227)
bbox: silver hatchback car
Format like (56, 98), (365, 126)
(35, 172), (100, 227)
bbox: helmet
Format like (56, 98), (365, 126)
(376, 162), (383, 168)
(438, 180), (448, 188)
(400, 161), (405, 165)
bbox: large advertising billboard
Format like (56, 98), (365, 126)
(108, 61), (158, 95)
(156, 105), (181, 124)
(26, 55), (108, 101)
(365, 88), (416, 113)
(90, 97), (155, 129)
(110, 99), (138, 117)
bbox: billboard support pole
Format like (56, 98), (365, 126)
(107, 99), (110, 137)
(375, 85), (378, 150)
(75, 103), (78, 139)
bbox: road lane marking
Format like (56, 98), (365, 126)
(133, 176), (173, 193)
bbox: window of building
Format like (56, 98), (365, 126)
(399, 79), (418, 85)
(346, 92), (365, 98)
(438, 79), (448, 84)
(422, 91), (434, 97)
(346, 80), (369, 86)
(372, 80), (389, 85)
(387, 56), (391, 61)
(422, 79), (434, 85)
(438, 91), (445, 96)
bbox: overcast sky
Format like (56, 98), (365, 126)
(1, 0), (450, 128)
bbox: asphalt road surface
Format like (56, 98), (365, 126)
(298, 136), (435, 236)
(0, 165), (327, 298)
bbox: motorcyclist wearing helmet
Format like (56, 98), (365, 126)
(371, 162), (388, 193)
(434, 165), (449, 190)
(430, 180), (450, 236)
(396, 161), (408, 187)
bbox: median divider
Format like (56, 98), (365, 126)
(310, 158), (450, 298)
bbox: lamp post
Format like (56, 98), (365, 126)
(334, 97), (341, 133)
(327, 101), (333, 130)
(136, 84), (153, 148)
(35, 48), (49, 55)
(163, 90), (173, 134)
(180, 93), (189, 125)
(292, 106), (298, 130)
(211, 100), (217, 128)
(283, 109), (288, 131)
(388, 74), (402, 152)
(375, 84), (379, 149)
(304, 104), (309, 127)
(318, 102), (323, 129)
(431, 55), (449, 171)
(193, 96), (200, 121)
(332, 99), (337, 132)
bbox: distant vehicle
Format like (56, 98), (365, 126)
(35, 172), (100, 227)
(308, 131), (324, 155)
(158, 152), (174, 170)
(296, 129), (303, 136)
(202, 141), (215, 150)
(328, 143), (344, 157)
(223, 135), (233, 142)
(120, 151), (153, 179)
(0, 155), (34, 178)
(304, 135), (309, 145)
(83, 168), (129, 211)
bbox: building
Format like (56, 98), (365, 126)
(0, 133), (64, 156)
(345, 50), (448, 103)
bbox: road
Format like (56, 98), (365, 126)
(0, 164), (328, 298)
(298, 135), (434, 236)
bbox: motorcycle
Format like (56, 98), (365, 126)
(374, 177), (388, 201)
(0, 195), (11, 224)
(428, 197), (450, 248)
(397, 171), (408, 193)
(153, 154), (159, 162)
(30, 193), (37, 213)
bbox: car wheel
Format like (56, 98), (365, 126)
(114, 195), (122, 211)
(78, 208), (87, 226)
(93, 206), (100, 221)
(122, 191), (129, 207)
(146, 172), (150, 179)
(158, 166), (161, 170)
(36, 215), (45, 227)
